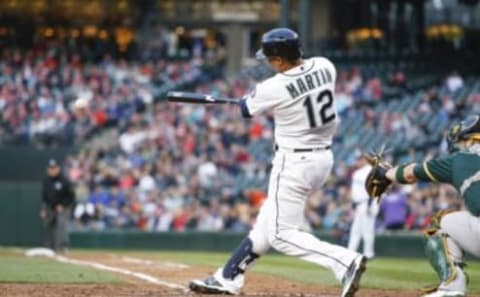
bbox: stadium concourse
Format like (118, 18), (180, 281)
(1, 39), (477, 237)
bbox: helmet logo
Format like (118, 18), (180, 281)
(451, 124), (460, 135)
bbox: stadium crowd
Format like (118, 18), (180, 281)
(60, 59), (471, 236)
(0, 38), (472, 235)
(0, 38), (222, 147)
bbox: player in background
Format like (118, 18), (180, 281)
(347, 154), (378, 259)
(189, 28), (366, 297)
(374, 115), (480, 297)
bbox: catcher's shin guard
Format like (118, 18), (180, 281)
(423, 210), (466, 295)
(425, 233), (457, 284)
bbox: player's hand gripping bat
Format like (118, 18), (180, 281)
(167, 91), (239, 105)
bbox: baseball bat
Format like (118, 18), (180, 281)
(167, 91), (239, 105)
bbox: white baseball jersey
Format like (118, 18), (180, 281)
(242, 57), (338, 149)
(351, 164), (372, 204)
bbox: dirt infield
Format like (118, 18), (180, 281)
(0, 283), (417, 297)
(0, 253), (436, 297)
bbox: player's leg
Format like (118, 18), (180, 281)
(189, 173), (275, 294)
(44, 208), (55, 250)
(422, 211), (477, 297)
(189, 236), (261, 294)
(267, 151), (365, 297)
(440, 211), (480, 257)
(219, 199), (272, 279)
(55, 209), (69, 253)
(362, 203), (377, 259)
(347, 205), (362, 253)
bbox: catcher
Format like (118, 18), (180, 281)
(364, 114), (480, 297)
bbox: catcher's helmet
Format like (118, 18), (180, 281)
(256, 28), (302, 60)
(447, 115), (480, 152)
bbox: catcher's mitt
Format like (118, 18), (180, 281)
(363, 149), (393, 200)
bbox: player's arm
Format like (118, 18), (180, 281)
(239, 81), (278, 118)
(385, 155), (453, 184)
(239, 98), (252, 118)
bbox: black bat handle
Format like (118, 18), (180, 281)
(216, 98), (240, 105)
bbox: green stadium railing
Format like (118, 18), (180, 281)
(69, 230), (425, 258)
(0, 181), (425, 258)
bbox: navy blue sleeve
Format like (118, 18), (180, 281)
(239, 98), (252, 118)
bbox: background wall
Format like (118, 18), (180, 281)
(0, 148), (72, 181)
(68, 231), (425, 258)
(0, 181), (425, 257)
(0, 182), (44, 246)
(0, 148), (72, 246)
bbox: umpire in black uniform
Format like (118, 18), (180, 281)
(40, 159), (75, 253)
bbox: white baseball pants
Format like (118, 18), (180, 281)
(441, 211), (480, 258)
(348, 201), (378, 259)
(249, 150), (359, 281)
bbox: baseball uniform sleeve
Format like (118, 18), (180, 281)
(239, 98), (252, 118)
(244, 81), (280, 116)
(413, 155), (453, 183)
(351, 166), (371, 203)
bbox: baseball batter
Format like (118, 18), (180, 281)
(189, 28), (366, 297)
(347, 156), (377, 259)
(364, 114), (480, 297)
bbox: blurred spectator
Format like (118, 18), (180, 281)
(0, 39), (220, 147)
(197, 155), (218, 189)
(379, 186), (409, 230)
(445, 71), (464, 93)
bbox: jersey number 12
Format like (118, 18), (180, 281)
(303, 90), (336, 128)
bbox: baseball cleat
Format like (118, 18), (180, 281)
(341, 255), (367, 297)
(422, 265), (468, 297)
(421, 283), (440, 294)
(189, 276), (237, 295)
(421, 289), (466, 297)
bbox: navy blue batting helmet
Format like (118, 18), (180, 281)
(256, 28), (302, 60)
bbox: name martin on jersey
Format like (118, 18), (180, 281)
(285, 68), (333, 99)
